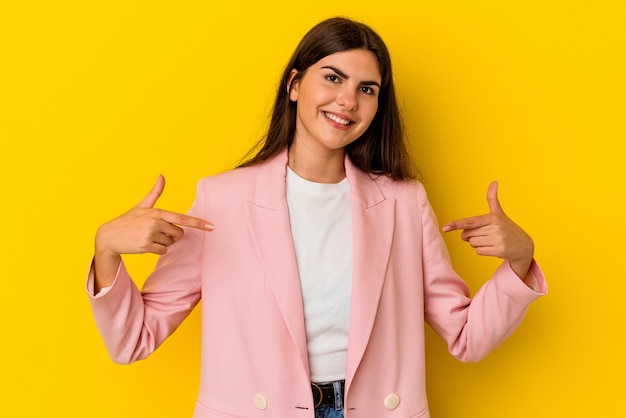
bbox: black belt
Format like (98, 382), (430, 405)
(311, 380), (345, 409)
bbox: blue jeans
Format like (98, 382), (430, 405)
(313, 380), (344, 417)
(315, 405), (344, 418)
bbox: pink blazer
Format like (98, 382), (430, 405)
(88, 149), (546, 418)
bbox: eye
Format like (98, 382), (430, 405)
(360, 86), (377, 96)
(325, 74), (340, 83)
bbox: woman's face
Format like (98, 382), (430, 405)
(288, 48), (382, 157)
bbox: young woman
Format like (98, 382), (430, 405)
(88, 17), (546, 418)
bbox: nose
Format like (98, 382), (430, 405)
(336, 87), (358, 111)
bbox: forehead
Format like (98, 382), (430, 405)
(312, 49), (382, 82)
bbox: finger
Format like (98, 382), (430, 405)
(487, 181), (504, 214)
(474, 246), (499, 258)
(460, 228), (489, 242)
(158, 222), (185, 242)
(136, 175), (165, 209)
(156, 209), (215, 231)
(152, 231), (177, 247)
(467, 235), (494, 248)
(442, 214), (492, 233)
(143, 242), (169, 255)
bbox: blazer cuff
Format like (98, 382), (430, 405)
(85, 256), (122, 298)
(497, 259), (548, 299)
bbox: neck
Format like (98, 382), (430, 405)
(288, 142), (346, 184)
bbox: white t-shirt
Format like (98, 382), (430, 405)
(286, 166), (352, 383)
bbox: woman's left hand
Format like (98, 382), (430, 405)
(442, 181), (534, 280)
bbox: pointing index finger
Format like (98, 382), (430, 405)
(442, 214), (491, 233)
(158, 209), (215, 231)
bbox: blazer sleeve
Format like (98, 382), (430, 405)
(86, 180), (207, 364)
(418, 183), (547, 362)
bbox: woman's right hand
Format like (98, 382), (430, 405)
(93, 175), (214, 293)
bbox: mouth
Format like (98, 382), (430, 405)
(323, 111), (353, 126)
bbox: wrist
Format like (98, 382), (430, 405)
(95, 226), (120, 259)
(93, 244), (122, 293)
(509, 257), (532, 281)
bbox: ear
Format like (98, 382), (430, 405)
(287, 69), (299, 102)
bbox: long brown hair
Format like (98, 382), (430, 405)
(240, 17), (417, 181)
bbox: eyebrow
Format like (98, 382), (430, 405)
(321, 65), (381, 88)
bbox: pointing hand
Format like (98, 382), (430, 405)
(96, 175), (214, 258)
(442, 181), (534, 279)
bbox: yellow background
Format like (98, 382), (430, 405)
(1, 0), (624, 416)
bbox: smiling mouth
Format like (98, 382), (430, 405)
(324, 112), (352, 126)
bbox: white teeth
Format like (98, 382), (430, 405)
(324, 112), (350, 125)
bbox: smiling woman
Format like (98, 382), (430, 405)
(239, 17), (413, 182)
(287, 49), (382, 183)
(86, 17), (546, 418)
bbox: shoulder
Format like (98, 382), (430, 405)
(374, 175), (427, 198)
(200, 164), (261, 187)
(193, 165), (260, 202)
(198, 150), (287, 190)
(369, 175), (435, 217)
(195, 153), (287, 203)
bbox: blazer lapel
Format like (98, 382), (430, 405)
(344, 157), (396, 388)
(245, 149), (310, 377)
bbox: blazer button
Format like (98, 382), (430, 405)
(384, 394), (400, 410)
(254, 394), (268, 410)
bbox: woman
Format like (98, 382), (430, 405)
(88, 17), (546, 418)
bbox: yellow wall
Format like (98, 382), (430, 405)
(1, 0), (624, 416)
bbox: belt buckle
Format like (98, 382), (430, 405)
(311, 382), (324, 408)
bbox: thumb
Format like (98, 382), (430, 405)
(136, 175), (165, 208)
(487, 181), (504, 214)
